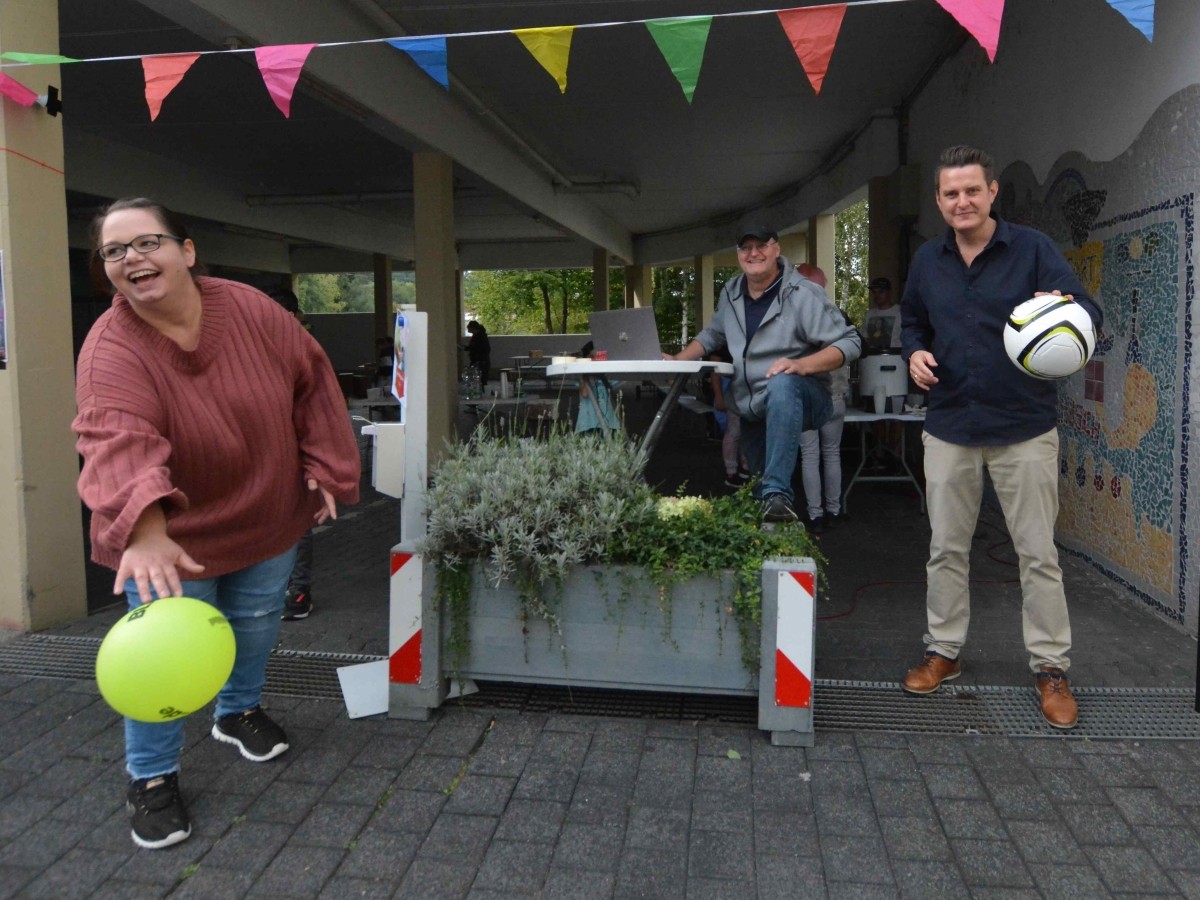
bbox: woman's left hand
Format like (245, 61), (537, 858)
(309, 479), (338, 524)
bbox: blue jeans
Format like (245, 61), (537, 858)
(122, 545), (296, 780)
(740, 374), (832, 503)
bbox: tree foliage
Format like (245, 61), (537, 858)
(835, 198), (870, 326)
(463, 269), (627, 335)
(294, 271), (415, 315)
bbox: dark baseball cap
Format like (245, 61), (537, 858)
(736, 226), (778, 246)
(868, 277), (892, 290)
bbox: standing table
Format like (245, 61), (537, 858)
(842, 408), (927, 513)
(545, 359), (732, 460)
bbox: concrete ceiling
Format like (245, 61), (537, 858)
(55, 0), (966, 271)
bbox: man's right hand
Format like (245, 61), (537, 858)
(909, 350), (939, 390)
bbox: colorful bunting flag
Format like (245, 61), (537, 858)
(645, 16), (712, 104)
(935, 0), (1005, 62)
(0, 72), (37, 107)
(0, 52), (78, 65)
(514, 26), (575, 93)
(254, 44), (317, 118)
(387, 36), (449, 89)
(142, 53), (200, 121)
(776, 5), (847, 95)
(1106, 0), (1154, 41)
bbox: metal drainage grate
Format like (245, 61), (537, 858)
(813, 680), (1200, 739)
(0, 634), (376, 704)
(455, 681), (760, 725)
(3, 634), (1199, 739)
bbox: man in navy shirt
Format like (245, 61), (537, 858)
(900, 145), (1103, 729)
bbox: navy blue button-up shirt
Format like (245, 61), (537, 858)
(901, 217), (1103, 446)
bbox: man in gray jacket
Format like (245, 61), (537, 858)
(671, 227), (861, 522)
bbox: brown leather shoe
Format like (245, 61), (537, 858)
(902, 651), (961, 694)
(1035, 666), (1078, 729)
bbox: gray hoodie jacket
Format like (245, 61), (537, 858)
(692, 256), (861, 422)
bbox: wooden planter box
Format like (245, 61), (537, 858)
(387, 549), (817, 745)
(443, 564), (755, 696)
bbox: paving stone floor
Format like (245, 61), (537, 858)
(5, 387), (1199, 897)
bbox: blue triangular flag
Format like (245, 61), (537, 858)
(387, 36), (449, 89)
(1106, 0), (1154, 42)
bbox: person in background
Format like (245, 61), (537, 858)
(669, 226), (861, 523)
(269, 288), (318, 621)
(74, 198), (360, 849)
(862, 275), (904, 470)
(709, 345), (750, 487)
(795, 264), (848, 533)
(464, 320), (491, 383)
(575, 341), (620, 433)
(900, 145), (1103, 729)
(863, 277), (901, 352)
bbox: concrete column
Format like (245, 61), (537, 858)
(373, 253), (392, 345)
(413, 152), (456, 461)
(592, 247), (609, 311)
(624, 265), (652, 308)
(0, 3), (86, 632)
(778, 232), (805, 264)
(868, 175), (903, 291)
(807, 215), (836, 303)
(693, 254), (714, 330)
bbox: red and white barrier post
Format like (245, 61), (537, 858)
(757, 557), (816, 746)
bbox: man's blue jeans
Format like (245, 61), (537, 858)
(121, 545), (296, 780)
(740, 373), (832, 503)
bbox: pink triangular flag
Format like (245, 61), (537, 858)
(0, 72), (38, 107)
(141, 53), (200, 121)
(776, 5), (847, 95)
(254, 44), (317, 118)
(936, 0), (1005, 62)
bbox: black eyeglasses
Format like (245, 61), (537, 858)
(737, 240), (776, 256)
(96, 233), (184, 262)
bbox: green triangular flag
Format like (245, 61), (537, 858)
(0, 52), (79, 65)
(645, 16), (712, 104)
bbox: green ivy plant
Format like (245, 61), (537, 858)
(417, 427), (821, 675)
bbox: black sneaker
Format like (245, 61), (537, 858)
(808, 515), (826, 535)
(761, 493), (799, 524)
(127, 773), (191, 850)
(212, 707), (290, 762)
(282, 587), (312, 620)
(724, 471), (750, 488)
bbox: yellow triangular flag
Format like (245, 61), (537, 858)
(514, 26), (575, 93)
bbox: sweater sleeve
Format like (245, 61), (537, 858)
(291, 328), (362, 504)
(73, 406), (189, 558)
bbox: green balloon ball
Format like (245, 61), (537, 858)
(95, 596), (236, 723)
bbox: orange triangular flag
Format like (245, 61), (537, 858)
(141, 53), (200, 121)
(255, 44), (317, 117)
(514, 26), (575, 93)
(776, 5), (847, 95)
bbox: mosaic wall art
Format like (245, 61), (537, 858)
(1001, 171), (1193, 625)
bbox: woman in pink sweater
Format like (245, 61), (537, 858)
(74, 198), (360, 850)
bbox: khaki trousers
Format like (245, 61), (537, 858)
(921, 428), (1071, 672)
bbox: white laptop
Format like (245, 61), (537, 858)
(587, 307), (662, 360)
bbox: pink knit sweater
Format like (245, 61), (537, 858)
(74, 277), (361, 577)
